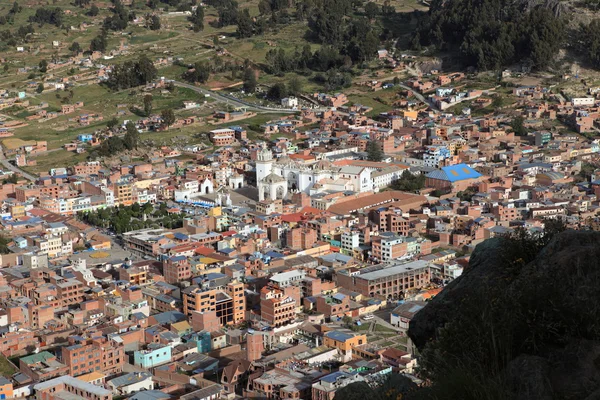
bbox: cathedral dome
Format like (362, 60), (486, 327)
(312, 159), (333, 170)
(262, 172), (286, 184)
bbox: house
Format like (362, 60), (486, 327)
(108, 372), (154, 395)
(281, 97), (299, 108)
(390, 301), (426, 330)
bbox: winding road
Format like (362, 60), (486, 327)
(0, 144), (37, 181)
(172, 80), (299, 113)
(396, 83), (439, 112)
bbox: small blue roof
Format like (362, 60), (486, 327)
(173, 232), (189, 240)
(332, 293), (346, 301)
(321, 371), (348, 384)
(325, 331), (354, 342)
(265, 251), (285, 259)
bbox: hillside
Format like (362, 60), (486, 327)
(407, 227), (600, 399)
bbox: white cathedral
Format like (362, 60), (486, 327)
(255, 148), (372, 201)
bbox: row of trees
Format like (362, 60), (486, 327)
(0, 1), (22, 26)
(415, 0), (565, 70)
(29, 7), (63, 27)
(0, 24), (35, 48)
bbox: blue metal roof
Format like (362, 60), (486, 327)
(426, 163), (481, 182)
(325, 331), (354, 342)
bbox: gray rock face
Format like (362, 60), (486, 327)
(408, 236), (510, 349)
(408, 230), (600, 399)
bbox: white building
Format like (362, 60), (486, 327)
(281, 97), (299, 108)
(270, 269), (306, 288)
(256, 148), (373, 201)
(108, 372), (154, 395)
(390, 301), (426, 331)
(341, 231), (360, 255)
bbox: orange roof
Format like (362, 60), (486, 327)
(332, 160), (410, 169)
(194, 246), (216, 256)
(421, 288), (443, 299)
(328, 191), (427, 215)
(289, 154), (315, 161)
(281, 213), (305, 223)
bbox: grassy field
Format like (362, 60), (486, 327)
(0, 0), (431, 172)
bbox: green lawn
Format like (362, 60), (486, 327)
(0, 355), (17, 377)
(375, 324), (397, 333)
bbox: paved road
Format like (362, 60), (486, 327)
(173, 80), (298, 113)
(397, 83), (440, 112)
(0, 144), (37, 181)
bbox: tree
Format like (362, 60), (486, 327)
(36, 83), (44, 93)
(88, 4), (99, 16)
(147, 14), (161, 30)
(0, 236), (11, 255)
(288, 75), (302, 95)
(189, 6), (204, 31)
(29, 8), (63, 27)
(392, 170), (426, 192)
(243, 68), (257, 93)
(107, 117), (119, 129)
(511, 116), (527, 136)
(267, 82), (287, 100)
(69, 41), (82, 55)
(364, 2), (379, 19)
(491, 94), (505, 109)
(106, 56), (157, 90)
(341, 315), (353, 327)
(184, 62), (210, 84)
(90, 29), (107, 52)
(161, 109), (176, 127)
(143, 94), (153, 116)
(39, 59), (48, 73)
(258, 0), (272, 15)
(10, 1), (22, 15)
(236, 8), (254, 38)
(366, 140), (383, 161)
(124, 121), (139, 150)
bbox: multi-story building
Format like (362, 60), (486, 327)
(20, 351), (69, 382)
(114, 182), (133, 206)
(61, 337), (125, 377)
(119, 266), (148, 285)
(56, 278), (85, 306)
(336, 260), (431, 298)
(322, 331), (367, 362)
(340, 231), (360, 255)
(260, 286), (296, 327)
(182, 281), (245, 326)
(0, 326), (38, 357)
(163, 256), (192, 284)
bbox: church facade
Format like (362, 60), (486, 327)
(255, 148), (371, 201)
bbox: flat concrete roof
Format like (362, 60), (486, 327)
(358, 260), (429, 281)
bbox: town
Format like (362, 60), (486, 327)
(0, 0), (600, 399)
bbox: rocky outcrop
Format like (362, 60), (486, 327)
(408, 230), (600, 399)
